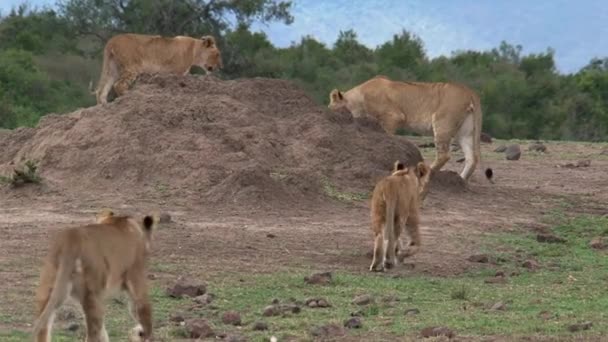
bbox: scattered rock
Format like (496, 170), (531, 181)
(169, 313), (186, 323)
(568, 321), (593, 332)
(538, 311), (553, 320)
(590, 236), (607, 250)
(310, 324), (345, 338)
(418, 142), (435, 148)
(559, 159), (592, 169)
(263, 304), (300, 317)
(490, 301), (507, 311)
(271, 298), (280, 304)
(484, 275), (508, 284)
(305, 297), (331, 308)
(467, 254), (490, 263)
(480, 132), (493, 143)
(193, 293), (214, 305)
(252, 321), (269, 331)
(381, 295), (400, 303)
(344, 317), (363, 329)
(537, 233), (566, 244)
(420, 326), (455, 339)
(494, 145), (507, 153)
(304, 271), (332, 285)
(405, 308), (420, 316)
(221, 311), (242, 326)
(522, 259), (540, 270)
(494, 271), (505, 277)
(166, 277), (206, 298)
(455, 157), (465, 163)
(263, 305), (281, 317)
(350, 310), (365, 317)
(159, 212), (172, 223)
(505, 144), (521, 160)
(66, 323), (79, 332)
(186, 319), (215, 339)
(352, 294), (374, 306)
(266, 233), (276, 238)
(528, 142), (547, 153)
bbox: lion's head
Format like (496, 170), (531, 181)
(328, 89), (348, 112)
(196, 36), (223, 73)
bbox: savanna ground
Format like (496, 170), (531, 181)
(1, 137), (608, 341)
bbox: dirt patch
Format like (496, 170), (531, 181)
(0, 74), (424, 209)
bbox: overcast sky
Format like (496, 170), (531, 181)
(2, 0), (606, 74)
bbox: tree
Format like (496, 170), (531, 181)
(333, 29), (371, 65)
(375, 30), (426, 76)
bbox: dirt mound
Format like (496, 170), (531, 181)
(429, 170), (467, 192)
(0, 74), (425, 208)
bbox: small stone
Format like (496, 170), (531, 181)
(225, 335), (247, 342)
(166, 277), (206, 298)
(485, 276), (508, 284)
(159, 212), (172, 223)
(304, 271), (333, 285)
(420, 326), (455, 339)
(495, 271), (505, 277)
(418, 142), (435, 148)
(221, 311), (241, 326)
(505, 144), (521, 160)
(352, 294), (373, 306)
(169, 314), (185, 323)
(494, 145), (507, 153)
(528, 142), (547, 153)
(193, 293), (214, 305)
(266, 233), (276, 238)
(538, 311), (552, 320)
(66, 323), (79, 332)
(263, 305), (280, 317)
(600, 149), (608, 156)
(480, 132), (493, 143)
(455, 157), (465, 163)
(522, 259), (540, 270)
(271, 298), (280, 304)
(310, 324), (345, 338)
(147, 273), (157, 280)
(344, 317), (363, 329)
(350, 310), (365, 317)
(382, 295), (400, 303)
(468, 254), (490, 263)
(568, 321), (593, 332)
(590, 236), (607, 250)
(490, 301), (506, 311)
(186, 319), (215, 339)
(537, 233), (566, 244)
(252, 321), (268, 331)
(405, 308), (420, 316)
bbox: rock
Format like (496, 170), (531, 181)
(505, 144), (521, 160)
(568, 321), (593, 332)
(304, 271), (332, 285)
(271, 298), (280, 304)
(490, 301), (507, 311)
(266, 233), (276, 238)
(350, 310), (365, 317)
(263, 304), (300, 316)
(484, 276), (508, 284)
(252, 321), (269, 331)
(382, 295), (400, 303)
(193, 293), (214, 305)
(522, 259), (540, 270)
(166, 277), (206, 298)
(420, 326), (455, 339)
(455, 157), (465, 163)
(480, 132), (493, 143)
(494, 145), (507, 153)
(159, 212), (172, 223)
(169, 313), (185, 323)
(467, 254), (490, 263)
(600, 149), (608, 156)
(263, 305), (280, 317)
(528, 142), (547, 153)
(66, 323), (79, 332)
(305, 297), (331, 308)
(352, 294), (373, 306)
(537, 233), (566, 244)
(186, 319), (215, 339)
(225, 335), (248, 342)
(494, 271), (505, 277)
(147, 273), (157, 280)
(405, 308), (420, 316)
(418, 142), (435, 148)
(310, 324), (345, 338)
(221, 311), (241, 326)
(590, 236), (607, 250)
(538, 311), (553, 320)
(344, 317), (363, 329)
(559, 159), (592, 168)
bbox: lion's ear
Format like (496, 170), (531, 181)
(200, 35), (216, 48)
(330, 89), (343, 102)
(393, 160), (404, 172)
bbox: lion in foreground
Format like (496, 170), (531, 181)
(32, 210), (159, 342)
(328, 76), (492, 199)
(369, 160), (431, 272)
(94, 33), (223, 104)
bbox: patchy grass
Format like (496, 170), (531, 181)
(321, 178), (368, 203)
(0, 160), (41, 187)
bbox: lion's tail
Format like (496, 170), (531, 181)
(32, 251), (77, 339)
(384, 194), (396, 251)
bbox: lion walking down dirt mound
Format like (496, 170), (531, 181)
(328, 76), (493, 198)
(93, 33), (223, 104)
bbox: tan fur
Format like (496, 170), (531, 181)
(94, 33), (223, 104)
(329, 76), (487, 199)
(369, 161), (431, 272)
(32, 212), (159, 342)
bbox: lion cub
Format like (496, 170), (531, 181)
(32, 210), (159, 342)
(369, 160), (430, 272)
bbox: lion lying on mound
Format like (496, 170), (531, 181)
(328, 76), (492, 199)
(32, 209), (159, 342)
(94, 33), (223, 104)
(369, 160), (431, 272)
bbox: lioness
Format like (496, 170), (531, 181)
(94, 33), (223, 104)
(32, 211), (159, 342)
(369, 160), (430, 272)
(329, 76), (491, 198)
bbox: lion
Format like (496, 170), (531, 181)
(94, 33), (223, 104)
(32, 211), (159, 342)
(369, 160), (431, 272)
(328, 76), (492, 199)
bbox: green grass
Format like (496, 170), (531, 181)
(321, 177), (369, 202)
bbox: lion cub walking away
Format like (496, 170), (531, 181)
(32, 211), (159, 342)
(369, 161), (430, 272)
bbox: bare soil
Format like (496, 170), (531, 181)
(1, 74), (607, 338)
